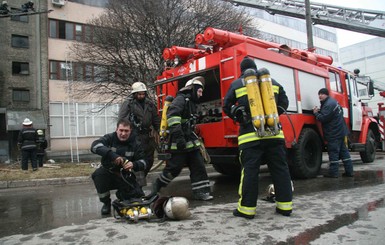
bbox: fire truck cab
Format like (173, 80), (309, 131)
(154, 27), (380, 179)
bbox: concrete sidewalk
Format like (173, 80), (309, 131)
(1, 181), (384, 244)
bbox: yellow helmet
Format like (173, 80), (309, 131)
(37, 130), (44, 135)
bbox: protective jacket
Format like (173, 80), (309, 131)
(166, 92), (201, 152)
(17, 127), (37, 150)
(223, 75), (288, 150)
(36, 136), (48, 156)
(91, 132), (147, 173)
(118, 95), (160, 135)
(314, 96), (347, 142)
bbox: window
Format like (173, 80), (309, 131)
(49, 102), (118, 137)
(12, 89), (30, 102)
(12, 62), (29, 75)
(329, 71), (343, 93)
(11, 35), (29, 48)
(50, 19), (90, 42)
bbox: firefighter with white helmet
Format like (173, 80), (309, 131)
(147, 76), (213, 201)
(17, 118), (38, 171)
(223, 57), (293, 219)
(36, 129), (47, 167)
(118, 82), (160, 185)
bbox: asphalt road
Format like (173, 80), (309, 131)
(0, 152), (384, 244)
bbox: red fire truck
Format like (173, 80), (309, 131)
(154, 27), (380, 179)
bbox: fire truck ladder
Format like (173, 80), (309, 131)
(228, 0), (385, 37)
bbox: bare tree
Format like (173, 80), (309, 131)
(70, 0), (259, 103)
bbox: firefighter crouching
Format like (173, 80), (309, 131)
(147, 76), (213, 201)
(91, 119), (147, 216)
(223, 57), (293, 219)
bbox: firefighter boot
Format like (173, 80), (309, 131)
(193, 190), (213, 201)
(145, 178), (162, 199)
(100, 197), (111, 216)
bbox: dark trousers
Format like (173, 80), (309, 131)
(239, 140), (292, 209)
(137, 133), (156, 175)
(92, 167), (144, 204)
(37, 154), (44, 167)
(159, 149), (210, 193)
(327, 137), (353, 175)
(21, 149), (37, 170)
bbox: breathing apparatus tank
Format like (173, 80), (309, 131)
(244, 68), (265, 134)
(159, 95), (174, 138)
(258, 68), (280, 135)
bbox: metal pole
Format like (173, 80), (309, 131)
(305, 0), (314, 50)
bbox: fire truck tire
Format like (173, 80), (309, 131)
(360, 129), (376, 163)
(212, 160), (241, 176)
(289, 128), (322, 179)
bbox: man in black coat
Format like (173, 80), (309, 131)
(91, 118), (147, 216)
(17, 118), (38, 171)
(313, 88), (354, 178)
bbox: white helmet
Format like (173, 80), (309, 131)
(185, 76), (205, 89)
(37, 129), (44, 135)
(163, 197), (191, 220)
(22, 118), (33, 126)
(131, 82), (147, 94)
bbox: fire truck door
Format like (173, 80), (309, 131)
(348, 75), (363, 131)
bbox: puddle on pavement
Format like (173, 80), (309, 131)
(285, 170), (385, 245)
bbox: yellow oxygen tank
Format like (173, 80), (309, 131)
(258, 68), (279, 128)
(244, 68), (265, 129)
(159, 95), (174, 138)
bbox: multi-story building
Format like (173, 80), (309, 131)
(0, 0), (49, 162)
(340, 37), (385, 115)
(0, 0), (342, 163)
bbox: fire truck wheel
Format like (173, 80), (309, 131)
(360, 129), (376, 163)
(289, 128), (322, 179)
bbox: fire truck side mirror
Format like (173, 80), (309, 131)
(368, 80), (374, 98)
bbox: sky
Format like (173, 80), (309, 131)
(314, 0), (385, 47)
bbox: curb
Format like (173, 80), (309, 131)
(0, 176), (92, 189)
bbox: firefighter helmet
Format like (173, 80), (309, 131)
(163, 197), (191, 220)
(153, 196), (191, 220)
(22, 118), (33, 126)
(185, 76), (205, 89)
(37, 129), (44, 135)
(131, 82), (147, 94)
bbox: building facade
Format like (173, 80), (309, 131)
(0, 0), (344, 163)
(0, 0), (49, 162)
(340, 37), (385, 115)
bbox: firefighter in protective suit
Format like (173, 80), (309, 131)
(147, 76), (213, 201)
(223, 57), (293, 219)
(118, 82), (160, 184)
(91, 119), (147, 216)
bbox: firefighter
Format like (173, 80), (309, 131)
(118, 82), (160, 184)
(223, 57), (293, 219)
(36, 129), (47, 167)
(147, 76), (213, 201)
(91, 118), (147, 216)
(17, 118), (38, 171)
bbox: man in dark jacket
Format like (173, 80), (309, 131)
(17, 118), (38, 171)
(36, 129), (47, 167)
(118, 82), (160, 182)
(223, 57), (293, 219)
(313, 88), (354, 178)
(147, 76), (213, 201)
(91, 118), (147, 216)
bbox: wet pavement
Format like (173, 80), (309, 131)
(0, 153), (385, 244)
